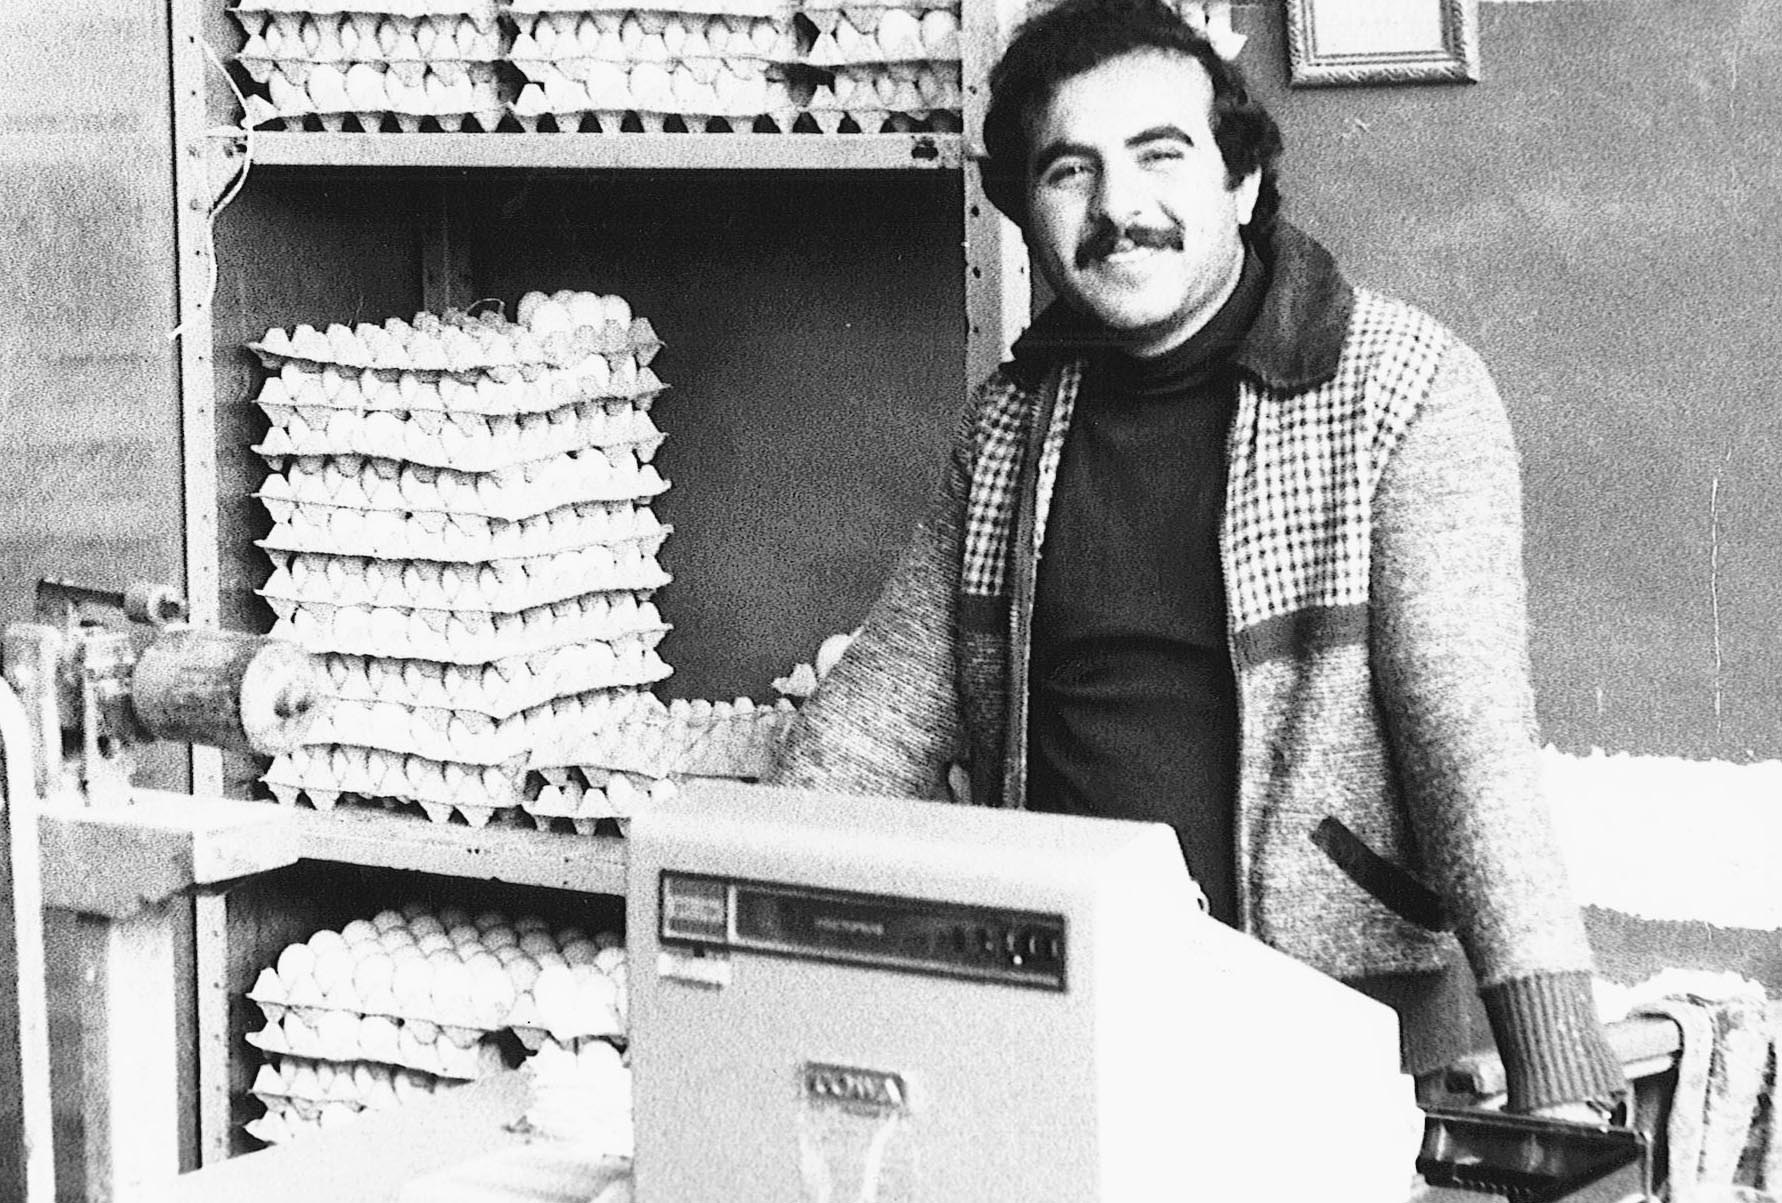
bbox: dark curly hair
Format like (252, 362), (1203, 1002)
(980, 0), (1283, 242)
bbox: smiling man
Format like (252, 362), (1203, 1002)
(766, 0), (1627, 1120)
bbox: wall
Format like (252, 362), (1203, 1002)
(1232, 0), (1782, 761)
(0, 4), (189, 1198)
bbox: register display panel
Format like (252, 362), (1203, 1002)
(658, 870), (1068, 991)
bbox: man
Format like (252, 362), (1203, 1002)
(765, 0), (1625, 1118)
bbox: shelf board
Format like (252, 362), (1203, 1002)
(278, 804), (628, 895)
(244, 130), (963, 171)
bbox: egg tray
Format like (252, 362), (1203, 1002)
(508, 100), (953, 133)
(262, 751), (670, 823)
(266, 591), (670, 662)
(509, 11), (792, 63)
(795, 10), (959, 64)
(255, 369), (660, 431)
(317, 645), (667, 718)
(264, 543), (664, 611)
(262, 309), (660, 372)
(511, 71), (796, 122)
(250, 75), (507, 129)
(244, 1100), (364, 1145)
(506, 0), (789, 17)
(238, 13), (506, 61)
(253, 427), (665, 480)
(261, 462), (668, 533)
(253, 1054), (473, 1113)
(232, 0), (502, 21)
(511, 60), (956, 118)
(298, 684), (673, 766)
(241, 51), (505, 92)
(253, 406), (667, 474)
(258, 391), (659, 457)
(262, 455), (662, 530)
(249, 964), (627, 1047)
(257, 492), (667, 560)
(249, 1013), (505, 1076)
(803, 59), (958, 110)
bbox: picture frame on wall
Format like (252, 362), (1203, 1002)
(1285, 0), (1480, 87)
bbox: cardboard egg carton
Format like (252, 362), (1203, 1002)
(510, 66), (795, 125)
(250, 1056), (463, 1123)
(316, 647), (666, 719)
(502, 961), (628, 1049)
(519, 762), (667, 827)
(250, 357), (653, 421)
(248, 967), (509, 1053)
(244, 1098), (367, 1145)
(254, 368), (659, 429)
(266, 590), (671, 662)
(253, 402), (668, 472)
(504, 0), (790, 17)
(257, 490), (667, 559)
(508, 9), (792, 68)
(236, 10), (506, 64)
(257, 384), (659, 450)
(251, 310), (662, 380)
(263, 746), (671, 823)
(249, 1012), (497, 1078)
(800, 58), (960, 116)
(797, 6), (958, 64)
(300, 684), (671, 765)
(245, 68), (507, 131)
(231, 0), (502, 22)
(262, 453), (663, 528)
(265, 542), (664, 610)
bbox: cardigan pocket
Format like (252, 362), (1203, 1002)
(1309, 816), (1451, 933)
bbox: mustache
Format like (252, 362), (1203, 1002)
(1075, 218), (1183, 268)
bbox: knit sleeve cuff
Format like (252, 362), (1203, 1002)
(1480, 969), (1629, 1112)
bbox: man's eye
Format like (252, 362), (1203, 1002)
(1042, 161), (1092, 186)
(1139, 146), (1186, 166)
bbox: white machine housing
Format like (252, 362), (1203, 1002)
(628, 782), (1423, 1202)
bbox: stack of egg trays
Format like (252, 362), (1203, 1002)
(786, 0), (961, 133)
(232, 0), (512, 131)
(250, 306), (677, 829)
(244, 903), (628, 1144)
(505, 0), (803, 132)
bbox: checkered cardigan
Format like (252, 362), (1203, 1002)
(766, 237), (1624, 1111)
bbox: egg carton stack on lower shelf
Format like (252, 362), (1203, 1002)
(250, 291), (684, 829)
(505, 0), (801, 132)
(788, 0), (960, 133)
(245, 902), (631, 1147)
(232, 0), (515, 132)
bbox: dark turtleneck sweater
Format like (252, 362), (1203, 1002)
(1025, 249), (1267, 927)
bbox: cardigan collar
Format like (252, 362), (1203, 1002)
(1006, 220), (1355, 394)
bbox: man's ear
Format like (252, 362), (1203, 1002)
(1233, 169), (1262, 226)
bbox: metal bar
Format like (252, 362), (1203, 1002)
(169, 0), (226, 800)
(248, 131), (963, 171)
(194, 891), (233, 1166)
(77, 902), (182, 1202)
(0, 680), (55, 1203)
(960, 0), (1029, 388)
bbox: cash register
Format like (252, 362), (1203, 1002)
(626, 781), (1427, 1202)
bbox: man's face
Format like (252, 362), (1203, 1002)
(1023, 50), (1261, 358)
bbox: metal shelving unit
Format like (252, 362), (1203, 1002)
(161, 0), (1032, 1176)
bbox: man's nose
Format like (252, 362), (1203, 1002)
(1092, 157), (1150, 226)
